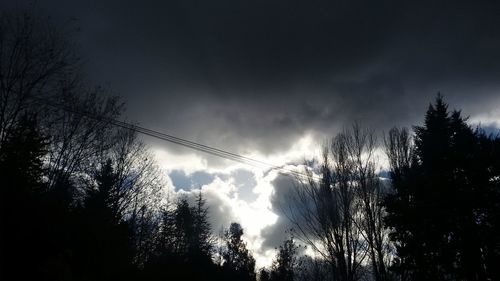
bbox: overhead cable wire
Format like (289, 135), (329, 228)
(29, 96), (318, 181)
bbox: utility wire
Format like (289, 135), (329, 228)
(30, 96), (318, 181)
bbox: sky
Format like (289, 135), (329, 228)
(3, 0), (500, 268)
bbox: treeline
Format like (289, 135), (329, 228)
(280, 96), (500, 281)
(0, 11), (262, 281)
(384, 98), (500, 280)
(1, 11), (500, 281)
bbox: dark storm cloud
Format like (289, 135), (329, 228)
(4, 0), (500, 154)
(261, 174), (307, 250)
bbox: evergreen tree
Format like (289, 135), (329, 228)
(169, 194), (213, 260)
(384, 95), (500, 280)
(144, 193), (218, 280)
(269, 237), (300, 281)
(0, 114), (47, 195)
(193, 191), (213, 258)
(0, 114), (48, 280)
(74, 159), (134, 281)
(222, 222), (257, 281)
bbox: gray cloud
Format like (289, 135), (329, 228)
(261, 175), (304, 250)
(4, 0), (500, 154)
(200, 186), (237, 232)
(231, 169), (258, 202)
(177, 182), (237, 234)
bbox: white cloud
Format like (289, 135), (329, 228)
(152, 130), (398, 268)
(153, 147), (209, 173)
(170, 168), (282, 268)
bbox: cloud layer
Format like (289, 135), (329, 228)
(5, 0), (500, 156)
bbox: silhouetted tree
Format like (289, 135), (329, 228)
(347, 124), (390, 281)
(384, 95), (500, 280)
(45, 90), (124, 191)
(269, 237), (301, 281)
(221, 222), (257, 281)
(473, 131), (500, 280)
(0, 114), (48, 280)
(0, 10), (132, 200)
(0, 9), (168, 281)
(0, 11), (78, 149)
(286, 124), (391, 281)
(144, 192), (218, 280)
(96, 129), (164, 264)
(0, 114), (47, 195)
(383, 127), (414, 280)
(296, 256), (333, 281)
(73, 158), (134, 281)
(193, 191), (214, 258)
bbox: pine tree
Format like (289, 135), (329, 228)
(193, 191), (214, 258)
(269, 237), (300, 281)
(0, 114), (47, 196)
(75, 159), (134, 281)
(0, 114), (50, 280)
(145, 193), (218, 280)
(222, 223), (256, 281)
(385, 95), (500, 280)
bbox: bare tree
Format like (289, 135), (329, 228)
(296, 256), (333, 281)
(0, 10), (126, 192)
(346, 124), (391, 281)
(384, 127), (413, 178)
(106, 129), (163, 221)
(283, 124), (392, 281)
(0, 11), (168, 267)
(45, 89), (124, 191)
(0, 11), (78, 148)
(93, 129), (166, 264)
(284, 145), (364, 280)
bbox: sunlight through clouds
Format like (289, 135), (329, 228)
(153, 133), (322, 267)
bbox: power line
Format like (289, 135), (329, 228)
(30, 96), (317, 181)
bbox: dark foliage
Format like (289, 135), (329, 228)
(269, 237), (301, 281)
(384, 95), (500, 280)
(143, 193), (219, 280)
(221, 222), (257, 281)
(0, 114), (50, 280)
